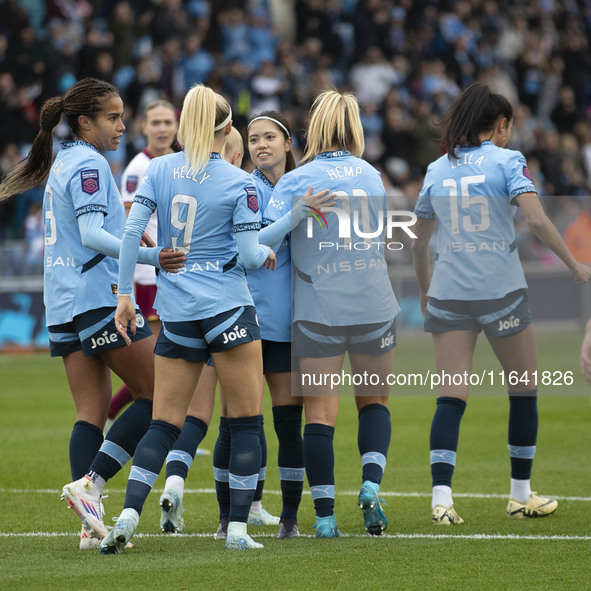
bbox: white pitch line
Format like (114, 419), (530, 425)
(1, 488), (591, 502)
(1, 532), (590, 541)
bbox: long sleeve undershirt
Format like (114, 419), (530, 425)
(78, 211), (162, 276)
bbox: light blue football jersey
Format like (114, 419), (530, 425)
(133, 152), (261, 321)
(43, 140), (128, 326)
(267, 150), (400, 326)
(415, 140), (535, 300)
(245, 168), (291, 342)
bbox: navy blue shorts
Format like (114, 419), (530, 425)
(425, 289), (531, 337)
(49, 307), (152, 357)
(293, 318), (396, 359)
(156, 305), (260, 362)
(206, 339), (294, 372)
(261, 339), (294, 373)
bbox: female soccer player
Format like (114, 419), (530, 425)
(266, 90), (400, 538)
(0, 78), (184, 549)
(158, 119), (334, 539)
(218, 111), (305, 539)
(411, 82), (591, 524)
(108, 99), (179, 423)
(158, 126), (278, 537)
(101, 84), (275, 553)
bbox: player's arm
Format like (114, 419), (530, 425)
(124, 191), (154, 246)
(77, 208), (166, 268)
(580, 317), (591, 384)
(259, 187), (335, 251)
(235, 230), (275, 270)
(516, 192), (591, 284)
(115, 201), (155, 344)
(411, 217), (436, 316)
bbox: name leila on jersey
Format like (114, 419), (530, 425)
(449, 153), (485, 168)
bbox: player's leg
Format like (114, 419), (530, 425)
(60, 349), (112, 545)
(429, 329), (478, 524)
(107, 287), (159, 424)
(213, 339), (265, 549)
(486, 323), (557, 518)
(213, 377), (231, 539)
(160, 363), (217, 533)
(63, 350), (111, 477)
(60, 310), (155, 540)
(350, 344), (394, 536)
(82, 335), (156, 496)
(268, 362), (304, 538)
(101, 355), (203, 553)
(300, 353), (343, 539)
(248, 399), (277, 528)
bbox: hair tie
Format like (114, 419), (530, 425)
(214, 110), (232, 131)
(247, 115), (291, 138)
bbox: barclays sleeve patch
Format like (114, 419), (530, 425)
(523, 165), (532, 181)
(245, 186), (259, 213)
(81, 169), (100, 195)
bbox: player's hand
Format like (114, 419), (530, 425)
(263, 248), (276, 270)
(159, 248), (186, 272)
(115, 295), (136, 346)
(141, 232), (156, 247)
(301, 186), (336, 210)
(571, 262), (591, 285)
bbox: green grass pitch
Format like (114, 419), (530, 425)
(1, 330), (590, 590)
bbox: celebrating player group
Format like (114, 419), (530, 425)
(0, 78), (588, 552)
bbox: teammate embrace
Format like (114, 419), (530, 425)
(2, 77), (585, 552)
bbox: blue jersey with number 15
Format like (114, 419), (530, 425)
(415, 140), (536, 301)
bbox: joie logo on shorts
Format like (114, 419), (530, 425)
(90, 330), (119, 349)
(380, 332), (394, 348)
(221, 325), (248, 344)
(498, 315), (520, 332)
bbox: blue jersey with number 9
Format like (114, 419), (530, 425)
(415, 140), (536, 301)
(135, 152), (261, 321)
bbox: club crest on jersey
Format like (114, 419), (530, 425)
(245, 187), (259, 213)
(81, 169), (100, 195)
(135, 314), (145, 328)
(126, 175), (139, 194)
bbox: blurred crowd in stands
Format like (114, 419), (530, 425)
(1, 0), (591, 275)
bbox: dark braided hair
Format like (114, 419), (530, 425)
(441, 82), (513, 160)
(0, 78), (119, 200)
